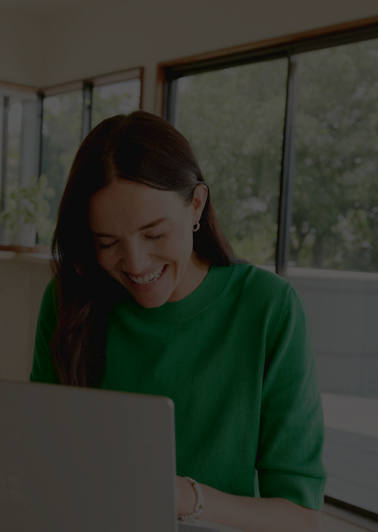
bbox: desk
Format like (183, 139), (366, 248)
(178, 519), (244, 531)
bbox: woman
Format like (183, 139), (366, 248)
(30, 110), (326, 531)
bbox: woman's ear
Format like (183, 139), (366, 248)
(192, 184), (208, 221)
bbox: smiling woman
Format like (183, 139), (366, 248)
(30, 110), (325, 532)
(43, 110), (236, 386)
(88, 179), (210, 306)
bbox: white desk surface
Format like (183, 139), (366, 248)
(178, 518), (244, 531)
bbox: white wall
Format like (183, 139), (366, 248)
(0, 7), (45, 86)
(289, 270), (378, 398)
(0, 254), (51, 381)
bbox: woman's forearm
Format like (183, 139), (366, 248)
(179, 478), (321, 532)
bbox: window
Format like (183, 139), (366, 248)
(0, 68), (142, 249)
(164, 28), (378, 517)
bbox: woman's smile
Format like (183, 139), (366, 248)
(126, 264), (166, 283)
(123, 264), (168, 289)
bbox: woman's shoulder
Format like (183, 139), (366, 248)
(39, 276), (59, 317)
(43, 276), (58, 297)
(221, 261), (303, 322)
(227, 261), (292, 297)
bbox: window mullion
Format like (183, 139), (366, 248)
(276, 55), (299, 276)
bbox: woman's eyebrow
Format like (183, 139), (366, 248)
(137, 217), (169, 231)
(93, 217), (169, 237)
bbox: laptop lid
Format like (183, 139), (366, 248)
(0, 380), (178, 532)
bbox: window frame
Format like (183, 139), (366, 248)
(159, 17), (378, 276)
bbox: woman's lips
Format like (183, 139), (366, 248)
(123, 264), (168, 291)
(127, 264), (165, 281)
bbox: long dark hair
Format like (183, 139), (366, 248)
(50, 110), (245, 387)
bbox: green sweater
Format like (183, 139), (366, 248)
(30, 263), (326, 510)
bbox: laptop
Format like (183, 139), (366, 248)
(0, 380), (242, 532)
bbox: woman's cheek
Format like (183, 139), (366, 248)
(96, 250), (115, 270)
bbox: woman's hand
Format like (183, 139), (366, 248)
(175, 477), (321, 531)
(175, 475), (196, 518)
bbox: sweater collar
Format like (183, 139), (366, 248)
(114, 264), (236, 321)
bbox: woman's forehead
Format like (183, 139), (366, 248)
(88, 180), (188, 232)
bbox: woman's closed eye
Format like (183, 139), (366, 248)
(98, 240), (117, 249)
(97, 234), (164, 249)
(145, 233), (164, 240)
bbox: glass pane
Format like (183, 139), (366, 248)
(92, 78), (140, 128)
(40, 90), (82, 246)
(6, 99), (22, 191)
(174, 59), (287, 267)
(290, 41), (378, 273)
(0, 99), (22, 244)
(288, 38), (378, 515)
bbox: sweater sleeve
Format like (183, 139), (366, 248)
(29, 278), (59, 384)
(256, 285), (326, 510)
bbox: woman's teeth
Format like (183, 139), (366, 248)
(127, 265), (165, 284)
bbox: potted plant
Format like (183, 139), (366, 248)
(0, 174), (55, 247)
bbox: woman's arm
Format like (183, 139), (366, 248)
(176, 285), (325, 531)
(176, 475), (321, 532)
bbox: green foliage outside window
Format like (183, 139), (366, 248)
(176, 60), (287, 267)
(175, 40), (378, 273)
(292, 41), (378, 272)
(39, 80), (140, 247)
(0, 175), (55, 244)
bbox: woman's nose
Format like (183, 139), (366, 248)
(119, 240), (149, 275)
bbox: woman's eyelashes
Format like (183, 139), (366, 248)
(97, 233), (164, 249)
(145, 233), (164, 240)
(98, 241), (117, 249)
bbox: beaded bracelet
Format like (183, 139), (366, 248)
(178, 476), (204, 521)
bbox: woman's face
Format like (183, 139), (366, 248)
(88, 178), (209, 308)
